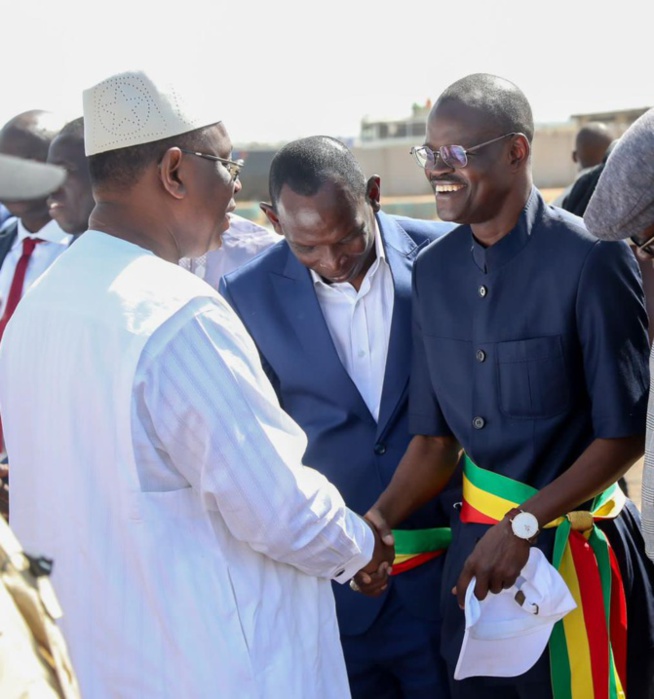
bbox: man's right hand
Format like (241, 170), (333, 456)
(350, 510), (395, 596)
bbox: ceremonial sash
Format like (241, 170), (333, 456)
(390, 527), (452, 575)
(460, 455), (628, 699)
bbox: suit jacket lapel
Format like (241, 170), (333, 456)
(272, 247), (374, 422)
(376, 213), (426, 437)
(0, 221), (18, 269)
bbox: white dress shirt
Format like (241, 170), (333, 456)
(311, 220), (394, 421)
(180, 214), (281, 290)
(0, 218), (72, 316)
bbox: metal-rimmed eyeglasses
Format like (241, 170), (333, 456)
(179, 149), (244, 181)
(630, 227), (654, 257)
(410, 132), (519, 170)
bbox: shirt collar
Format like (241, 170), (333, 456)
(310, 215), (384, 287)
(470, 187), (540, 273)
(16, 218), (72, 246)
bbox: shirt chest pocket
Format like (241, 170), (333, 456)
(496, 336), (569, 419)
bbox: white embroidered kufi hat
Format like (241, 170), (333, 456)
(83, 70), (221, 156)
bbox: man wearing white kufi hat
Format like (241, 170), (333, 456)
(0, 70), (393, 699)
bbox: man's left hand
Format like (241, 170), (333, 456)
(454, 517), (531, 608)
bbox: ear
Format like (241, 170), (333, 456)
(159, 147), (186, 200)
(365, 175), (382, 212)
(509, 134), (530, 170)
(572, 150), (579, 164)
(260, 202), (282, 233)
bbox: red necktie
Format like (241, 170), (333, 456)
(0, 237), (43, 456)
(0, 237), (42, 343)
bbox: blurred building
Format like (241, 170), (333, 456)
(233, 103), (651, 223)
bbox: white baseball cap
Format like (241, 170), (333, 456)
(454, 547), (576, 680)
(0, 153), (66, 200)
(83, 69), (222, 156)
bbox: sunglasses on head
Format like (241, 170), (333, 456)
(410, 132), (520, 170)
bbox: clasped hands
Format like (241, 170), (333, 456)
(350, 508), (532, 607)
(349, 509), (395, 596)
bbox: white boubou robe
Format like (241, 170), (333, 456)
(0, 230), (374, 699)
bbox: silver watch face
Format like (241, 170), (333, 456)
(511, 511), (539, 540)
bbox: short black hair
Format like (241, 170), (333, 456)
(88, 125), (214, 191)
(58, 117), (85, 141)
(438, 73), (534, 143)
(268, 135), (366, 206)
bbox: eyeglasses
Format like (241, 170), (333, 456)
(410, 132), (519, 170)
(630, 229), (654, 257)
(179, 149), (244, 181)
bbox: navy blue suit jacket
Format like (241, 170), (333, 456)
(0, 220), (18, 269)
(220, 211), (457, 635)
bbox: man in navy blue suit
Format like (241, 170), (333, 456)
(220, 135), (455, 698)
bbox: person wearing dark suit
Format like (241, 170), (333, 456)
(0, 111), (72, 462)
(364, 72), (654, 699)
(561, 139), (618, 217)
(0, 222), (18, 271)
(220, 135), (456, 699)
(0, 110), (72, 332)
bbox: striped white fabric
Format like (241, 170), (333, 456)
(132, 300), (375, 578)
(0, 231), (373, 698)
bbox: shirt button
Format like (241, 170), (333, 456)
(476, 349), (487, 362)
(357, 350), (365, 358)
(472, 416), (486, 430)
(478, 285), (488, 298)
(374, 443), (387, 455)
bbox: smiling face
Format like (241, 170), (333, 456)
(424, 99), (521, 232)
(263, 178), (378, 290)
(46, 133), (95, 234)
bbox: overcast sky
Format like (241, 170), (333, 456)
(3, 0), (650, 146)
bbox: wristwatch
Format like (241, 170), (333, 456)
(506, 508), (539, 542)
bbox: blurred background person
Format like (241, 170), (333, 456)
(552, 121), (614, 207)
(46, 117), (94, 240)
(560, 137), (618, 216)
(0, 109), (70, 457)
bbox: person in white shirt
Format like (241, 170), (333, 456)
(180, 212), (280, 288)
(0, 70), (393, 699)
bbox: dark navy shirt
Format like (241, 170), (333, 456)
(410, 187), (649, 489)
(409, 188), (651, 676)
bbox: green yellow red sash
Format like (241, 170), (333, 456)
(460, 455), (627, 699)
(390, 527), (451, 575)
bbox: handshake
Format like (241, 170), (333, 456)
(349, 509), (395, 596)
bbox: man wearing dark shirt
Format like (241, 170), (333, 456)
(365, 72), (654, 698)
